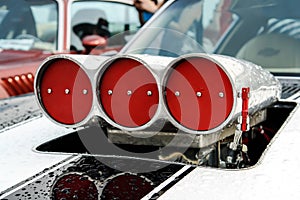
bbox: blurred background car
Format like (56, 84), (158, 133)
(0, 0), (140, 99)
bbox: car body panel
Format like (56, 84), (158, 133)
(0, 50), (48, 66)
(0, 98), (299, 199)
(0, 116), (71, 193)
(0, 50), (51, 98)
(160, 102), (300, 199)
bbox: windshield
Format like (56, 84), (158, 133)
(0, 0), (58, 51)
(122, 0), (235, 56)
(71, 1), (140, 51)
(122, 0), (300, 74)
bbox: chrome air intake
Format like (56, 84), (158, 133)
(162, 54), (281, 134)
(34, 54), (109, 127)
(35, 53), (281, 138)
(96, 54), (173, 131)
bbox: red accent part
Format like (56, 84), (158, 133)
(102, 173), (154, 200)
(1, 77), (18, 96)
(52, 174), (98, 200)
(21, 73), (35, 91)
(165, 57), (234, 131)
(241, 87), (250, 131)
(99, 58), (159, 127)
(82, 35), (107, 47)
(39, 59), (93, 125)
(1, 73), (34, 96)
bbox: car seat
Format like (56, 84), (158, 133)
(236, 33), (300, 72)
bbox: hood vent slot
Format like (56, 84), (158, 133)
(0, 73), (34, 96)
(279, 78), (300, 99)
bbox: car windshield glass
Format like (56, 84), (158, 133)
(122, 0), (236, 56)
(0, 0), (58, 51)
(122, 0), (300, 74)
(71, 1), (140, 51)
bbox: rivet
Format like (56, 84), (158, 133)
(196, 92), (202, 97)
(83, 89), (88, 95)
(65, 89), (70, 94)
(127, 90), (132, 96)
(219, 92), (224, 98)
(47, 88), (52, 94)
(147, 91), (152, 96)
(175, 91), (180, 97)
(108, 90), (113, 95)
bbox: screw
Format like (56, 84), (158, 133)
(219, 92), (224, 98)
(65, 89), (70, 94)
(47, 88), (52, 94)
(196, 92), (202, 97)
(108, 90), (113, 95)
(147, 91), (152, 96)
(175, 91), (180, 97)
(83, 89), (88, 95)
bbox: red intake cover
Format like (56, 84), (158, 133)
(39, 59), (93, 125)
(99, 58), (159, 128)
(165, 57), (234, 131)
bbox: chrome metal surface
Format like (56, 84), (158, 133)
(107, 109), (267, 148)
(34, 54), (110, 128)
(161, 53), (281, 135)
(34, 54), (280, 141)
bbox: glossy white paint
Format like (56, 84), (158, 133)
(160, 103), (300, 200)
(0, 116), (72, 193)
(0, 101), (299, 199)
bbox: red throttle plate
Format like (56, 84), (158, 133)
(39, 59), (93, 125)
(99, 58), (159, 128)
(165, 57), (234, 131)
(241, 87), (250, 131)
